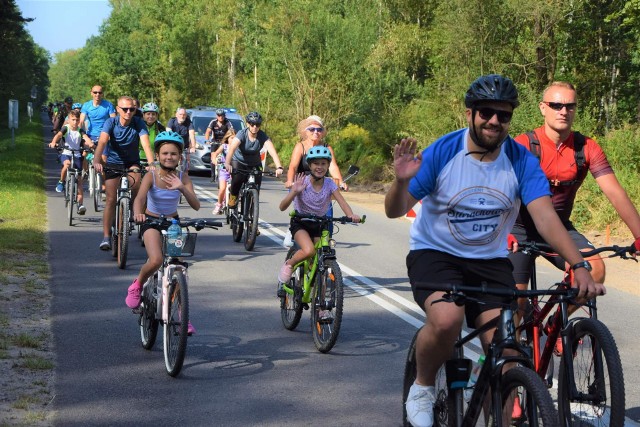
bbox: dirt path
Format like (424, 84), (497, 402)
(343, 188), (640, 296)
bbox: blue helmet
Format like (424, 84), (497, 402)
(306, 146), (332, 164)
(154, 131), (184, 153)
(71, 103), (82, 110)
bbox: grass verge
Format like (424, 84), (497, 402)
(0, 118), (53, 426)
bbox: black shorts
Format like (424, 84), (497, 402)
(407, 249), (516, 328)
(105, 163), (142, 181)
(140, 214), (179, 236)
(289, 217), (323, 240)
(508, 223), (594, 284)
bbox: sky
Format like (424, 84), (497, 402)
(16, 0), (113, 57)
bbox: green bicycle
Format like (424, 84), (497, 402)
(279, 211), (365, 353)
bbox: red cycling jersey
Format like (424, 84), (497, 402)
(514, 126), (613, 223)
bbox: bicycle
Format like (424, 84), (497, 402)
(515, 241), (636, 426)
(402, 282), (564, 427)
(86, 150), (103, 212)
(104, 166), (141, 269)
(56, 147), (85, 226)
(225, 165), (263, 251)
(135, 216), (222, 377)
(279, 211), (365, 353)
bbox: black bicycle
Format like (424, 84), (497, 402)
(136, 216), (222, 377)
(403, 282), (563, 427)
(55, 147), (86, 226)
(225, 165), (262, 251)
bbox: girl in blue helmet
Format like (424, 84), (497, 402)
(276, 146), (360, 296)
(126, 131), (200, 334)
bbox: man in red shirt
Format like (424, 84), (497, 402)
(509, 81), (640, 310)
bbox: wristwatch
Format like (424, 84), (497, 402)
(571, 261), (592, 272)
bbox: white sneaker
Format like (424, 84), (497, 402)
(406, 383), (435, 427)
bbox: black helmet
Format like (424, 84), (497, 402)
(215, 108), (225, 116)
(464, 74), (519, 108)
(245, 111), (262, 125)
(64, 96), (73, 104)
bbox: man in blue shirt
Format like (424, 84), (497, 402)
(94, 96), (153, 250)
(79, 85), (116, 148)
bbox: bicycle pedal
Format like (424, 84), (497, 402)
(318, 317), (333, 325)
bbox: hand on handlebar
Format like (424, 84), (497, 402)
(572, 268), (606, 300)
(632, 236), (640, 257)
(507, 234), (518, 252)
(134, 213), (146, 224)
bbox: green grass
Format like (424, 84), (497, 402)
(15, 354), (54, 370)
(11, 333), (44, 349)
(0, 119), (47, 255)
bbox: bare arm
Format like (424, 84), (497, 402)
(133, 172), (153, 222)
(526, 196), (604, 299)
(332, 188), (360, 222)
(286, 143), (303, 188)
(179, 173), (200, 210)
(263, 139), (283, 176)
(384, 138), (422, 218)
(188, 129), (196, 153)
(49, 131), (64, 148)
(224, 137), (241, 172)
(93, 132), (110, 172)
(327, 146), (345, 188)
(79, 113), (87, 131)
(596, 173), (640, 245)
(280, 173), (305, 211)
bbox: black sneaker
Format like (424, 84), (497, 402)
(277, 283), (287, 298)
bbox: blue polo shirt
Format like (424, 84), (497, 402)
(81, 99), (116, 138)
(101, 116), (149, 165)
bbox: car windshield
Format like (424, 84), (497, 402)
(192, 117), (244, 135)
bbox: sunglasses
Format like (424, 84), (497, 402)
(543, 101), (577, 111)
(92, 91), (103, 94)
(119, 106), (136, 112)
(248, 122), (261, 127)
(306, 127), (324, 133)
(477, 107), (513, 124)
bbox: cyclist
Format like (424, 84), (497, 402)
(140, 102), (166, 163)
(508, 81), (640, 340)
(80, 85), (116, 150)
(210, 130), (234, 215)
(126, 130), (199, 334)
(165, 107), (196, 165)
(384, 74), (602, 427)
(93, 96), (153, 251)
(62, 103), (83, 126)
(204, 108), (235, 152)
(49, 109), (94, 214)
(223, 111), (284, 208)
(277, 146), (360, 298)
(52, 96), (73, 133)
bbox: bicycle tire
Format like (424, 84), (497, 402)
(402, 328), (459, 427)
(139, 277), (159, 350)
(88, 166), (95, 197)
(117, 197), (130, 269)
(93, 171), (102, 212)
(164, 270), (189, 377)
(231, 204), (244, 242)
(280, 247), (303, 331)
(64, 174), (70, 207)
(67, 173), (76, 226)
(496, 366), (558, 426)
(310, 258), (344, 353)
(558, 317), (625, 427)
(243, 188), (259, 251)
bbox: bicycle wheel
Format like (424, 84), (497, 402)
(310, 259), (343, 353)
(67, 173), (76, 226)
(164, 270), (189, 377)
(88, 165), (95, 197)
(93, 172), (102, 212)
(231, 202), (244, 242)
(116, 198), (130, 269)
(139, 277), (159, 350)
(64, 174), (70, 207)
(243, 188), (259, 251)
(402, 329), (460, 427)
(496, 366), (558, 426)
(280, 247), (303, 330)
(558, 318), (624, 427)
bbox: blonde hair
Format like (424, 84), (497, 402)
(542, 81), (577, 100)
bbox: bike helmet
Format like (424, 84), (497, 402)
(464, 74), (519, 108)
(64, 96), (73, 104)
(215, 108), (226, 116)
(306, 146), (332, 164)
(71, 103), (82, 110)
(154, 130), (184, 153)
(245, 111), (263, 125)
(142, 102), (159, 113)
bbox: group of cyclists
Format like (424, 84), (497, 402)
(48, 75), (640, 426)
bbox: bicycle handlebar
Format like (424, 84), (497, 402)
(415, 281), (578, 301)
(289, 210), (366, 224)
(517, 240), (637, 261)
(140, 216), (223, 231)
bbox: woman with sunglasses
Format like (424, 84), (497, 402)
(285, 115), (346, 191)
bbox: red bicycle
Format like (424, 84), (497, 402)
(516, 241), (636, 426)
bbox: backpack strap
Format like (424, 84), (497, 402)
(525, 130), (587, 187)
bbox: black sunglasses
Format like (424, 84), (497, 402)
(92, 91), (103, 94)
(477, 107), (513, 124)
(543, 101), (577, 111)
(248, 122), (261, 127)
(119, 106), (136, 112)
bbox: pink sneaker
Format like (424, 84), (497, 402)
(212, 203), (222, 215)
(187, 321), (196, 336)
(125, 279), (142, 309)
(278, 263), (293, 284)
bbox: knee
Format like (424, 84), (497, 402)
(148, 255), (163, 270)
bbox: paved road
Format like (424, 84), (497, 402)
(44, 120), (640, 425)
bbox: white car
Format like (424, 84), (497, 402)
(186, 106), (245, 173)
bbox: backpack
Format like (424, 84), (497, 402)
(525, 131), (588, 187)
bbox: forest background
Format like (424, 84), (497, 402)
(3, 0), (640, 237)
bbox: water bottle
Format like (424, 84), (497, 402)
(166, 219), (183, 257)
(464, 354), (485, 402)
